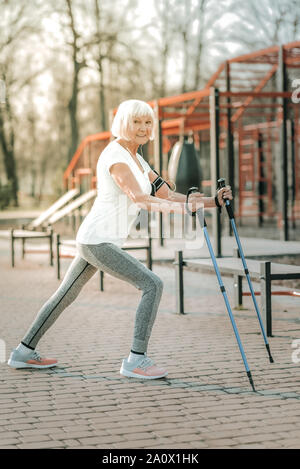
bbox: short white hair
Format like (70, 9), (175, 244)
(111, 99), (155, 141)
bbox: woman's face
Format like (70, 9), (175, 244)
(127, 115), (153, 145)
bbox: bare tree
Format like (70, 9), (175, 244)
(0, 0), (44, 206)
(193, 0), (210, 89)
(219, 0), (300, 51)
(81, 0), (149, 126)
(150, 0), (236, 95)
(0, 86), (18, 206)
(27, 109), (38, 199)
(93, 0), (107, 130)
(180, 0), (233, 91)
(64, 0), (87, 162)
(177, 0), (193, 93)
(152, 0), (176, 96)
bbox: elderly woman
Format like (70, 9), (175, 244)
(8, 99), (232, 379)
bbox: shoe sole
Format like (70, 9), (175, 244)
(120, 366), (168, 380)
(7, 359), (57, 369)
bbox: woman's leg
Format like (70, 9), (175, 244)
(21, 254), (97, 349)
(77, 243), (163, 355)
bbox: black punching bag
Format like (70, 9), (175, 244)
(169, 140), (201, 194)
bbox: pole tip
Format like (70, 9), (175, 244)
(247, 371), (256, 392)
(266, 345), (274, 363)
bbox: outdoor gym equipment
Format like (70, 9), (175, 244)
(186, 187), (256, 392)
(217, 178), (274, 364)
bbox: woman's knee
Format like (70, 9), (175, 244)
(148, 272), (163, 294)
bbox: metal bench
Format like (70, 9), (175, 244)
(7, 190), (97, 267)
(174, 249), (300, 337)
(9, 228), (54, 267)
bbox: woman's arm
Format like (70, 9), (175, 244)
(147, 170), (193, 202)
(109, 163), (202, 215)
(147, 170), (232, 207)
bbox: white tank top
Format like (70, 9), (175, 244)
(76, 140), (152, 246)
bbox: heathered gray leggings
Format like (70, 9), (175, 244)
(21, 242), (163, 353)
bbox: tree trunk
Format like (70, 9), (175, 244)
(181, 30), (188, 93)
(30, 163), (37, 198)
(0, 102), (19, 206)
(38, 156), (48, 204)
(99, 56), (107, 131)
(94, 0), (107, 131)
(67, 64), (79, 162)
(193, 0), (206, 90)
(66, 0), (81, 163)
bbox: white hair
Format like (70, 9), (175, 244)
(111, 99), (155, 141)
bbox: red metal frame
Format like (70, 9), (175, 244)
(243, 291), (300, 297)
(292, 105), (300, 223)
(62, 41), (300, 228)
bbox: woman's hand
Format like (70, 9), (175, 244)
(216, 186), (233, 206)
(188, 192), (205, 203)
(187, 191), (205, 212)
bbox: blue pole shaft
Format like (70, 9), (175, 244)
(228, 207), (269, 345)
(223, 198), (273, 363)
(203, 226), (251, 374)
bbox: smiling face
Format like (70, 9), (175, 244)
(127, 115), (154, 145)
(111, 100), (156, 143)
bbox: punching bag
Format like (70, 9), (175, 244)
(168, 140), (202, 194)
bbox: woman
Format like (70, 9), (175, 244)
(8, 99), (232, 379)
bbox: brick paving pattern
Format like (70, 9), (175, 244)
(1, 238), (300, 449)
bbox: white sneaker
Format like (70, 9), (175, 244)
(8, 348), (58, 369)
(120, 355), (168, 379)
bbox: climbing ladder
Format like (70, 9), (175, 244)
(237, 123), (275, 223)
(292, 107), (300, 224)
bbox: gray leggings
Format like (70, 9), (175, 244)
(21, 243), (163, 354)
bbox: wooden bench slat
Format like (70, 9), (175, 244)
(183, 257), (300, 277)
(184, 257), (260, 276)
(11, 230), (51, 238)
(270, 263), (300, 274)
(59, 239), (150, 249)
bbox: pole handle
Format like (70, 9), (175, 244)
(186, 186), (199, 217)
(218, 177), (229, 202)
(217, 178), (226, 190)
(217, 178), (234, 218)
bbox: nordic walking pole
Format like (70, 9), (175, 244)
(186, 187), (256, 392)
(217, 178), (274, 363)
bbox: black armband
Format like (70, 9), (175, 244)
(151, 169), (172, 196)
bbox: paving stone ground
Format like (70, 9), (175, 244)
(1, 238), (300, 449)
